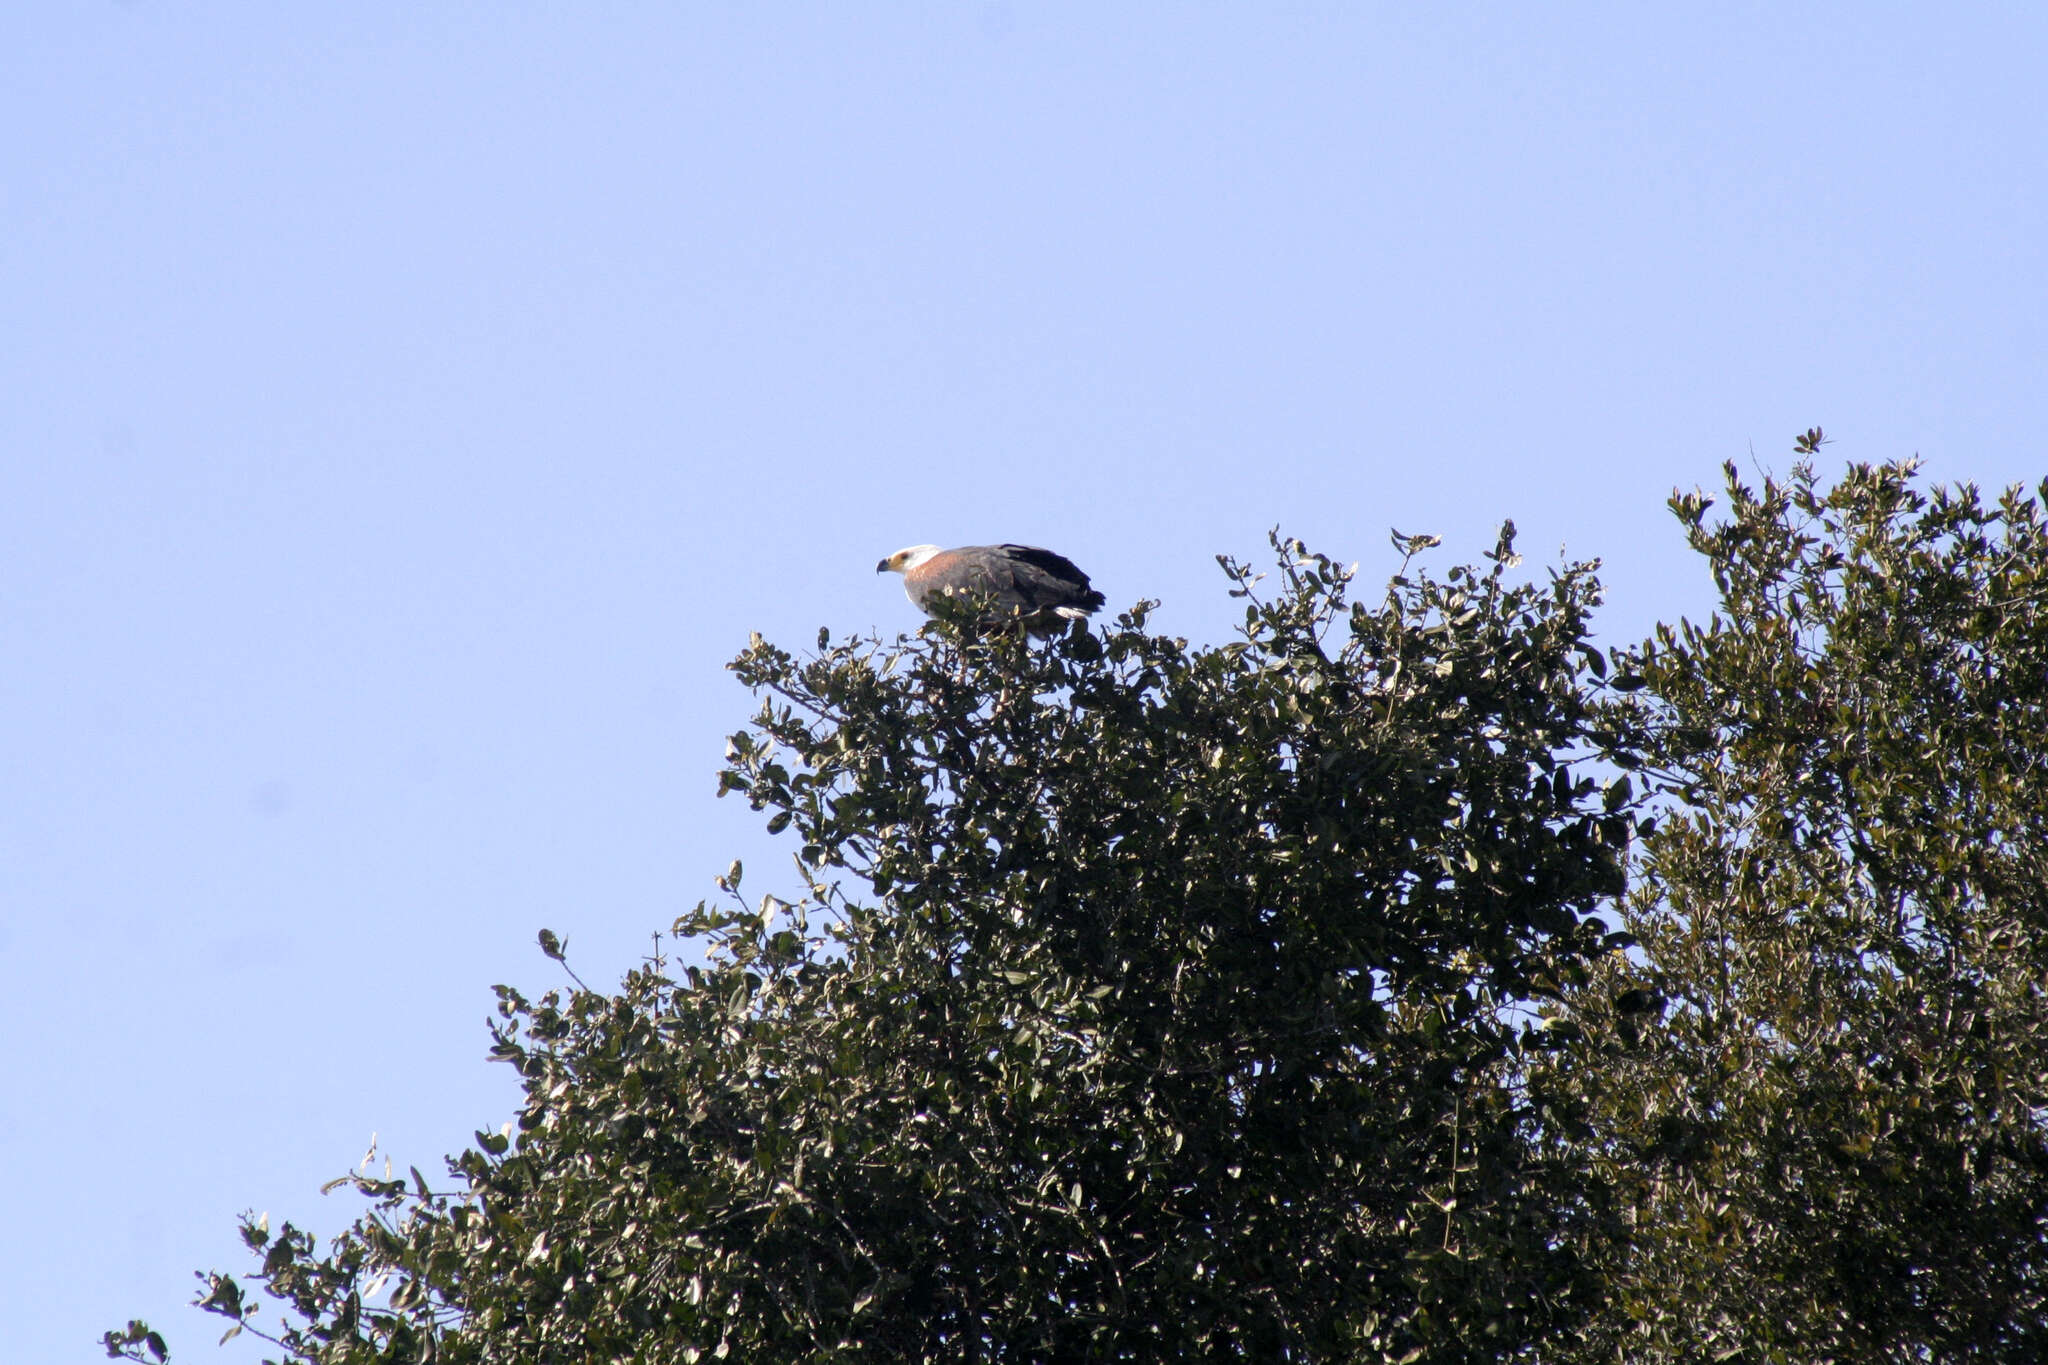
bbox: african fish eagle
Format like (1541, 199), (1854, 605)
(876, 544), (1105, 631)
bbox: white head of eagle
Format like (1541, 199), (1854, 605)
(876, 543), (1105, 629)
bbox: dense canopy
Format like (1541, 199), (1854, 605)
(109, 447), (2048, 1364)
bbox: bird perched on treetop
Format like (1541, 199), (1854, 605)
(876, 543), (1105, 632)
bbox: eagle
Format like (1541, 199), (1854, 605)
(877, 544), (1105, 631)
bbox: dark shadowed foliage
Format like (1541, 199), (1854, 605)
(109, 446), (2048, 1364)
(1554, 441), (2048, 1361)
(115, 528), (1626, 1363)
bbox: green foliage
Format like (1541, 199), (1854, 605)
(115, 529), (1624, 1363)
(109, 451), (2048, 1363)
(1559, 445), (2048, 1360)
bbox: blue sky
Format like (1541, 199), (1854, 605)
(5, 5), (2043, 1357)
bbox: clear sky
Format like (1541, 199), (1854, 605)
(5, 5), (2043, 1357)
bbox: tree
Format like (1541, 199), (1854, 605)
(109, 447), (2048, 1363)
(113, 528), (1628, 1363)
(1554, 442), (2048, 1361)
